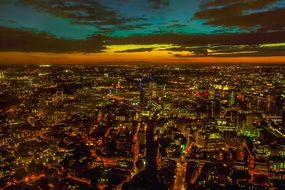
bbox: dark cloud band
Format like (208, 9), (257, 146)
(193, 0), (284, 32)
(1, 25), (284, 58)
(0, 27), (105, 53)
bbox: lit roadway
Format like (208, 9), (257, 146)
(133, 121), (141, 174)
(2, 174), (45, 189)
(173, 158), (187, 190)
(172, 130), (193, 190)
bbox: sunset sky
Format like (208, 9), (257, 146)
(0, 0), (285, 64)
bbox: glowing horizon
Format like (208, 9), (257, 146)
(1, 52), (285, 65)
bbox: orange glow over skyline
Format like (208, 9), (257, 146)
(1, 52), (285, 65)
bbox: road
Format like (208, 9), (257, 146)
(172, 130), (193, 190)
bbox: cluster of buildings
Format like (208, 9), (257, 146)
(0, 64), (284, 190)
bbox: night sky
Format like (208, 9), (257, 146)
(0, 0), (285, 64)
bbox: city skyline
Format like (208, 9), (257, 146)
(1, 1), (285, 189)
(0, 64), (284, 190)
(1, 0), (285, 64)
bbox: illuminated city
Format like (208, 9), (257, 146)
(0, 64), (284, 189)
(1, 0), (285, 189)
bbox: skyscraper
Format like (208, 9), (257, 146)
(229, 90), (236, 106)
(0, 72), (4, 79)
